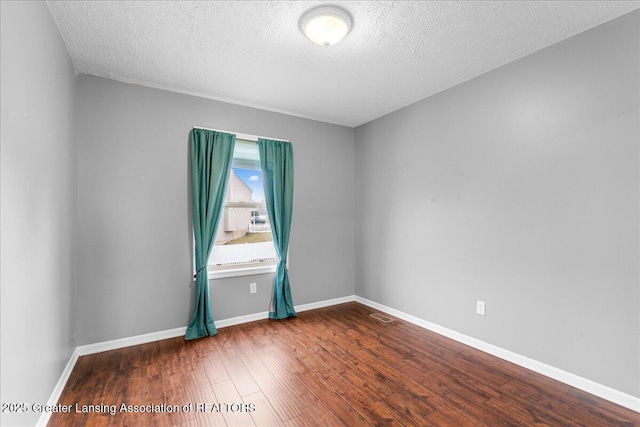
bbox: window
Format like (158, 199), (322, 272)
(208, 139), (278, 278)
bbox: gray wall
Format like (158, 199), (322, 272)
(0, 2), (78, 426)
(355, 11), (639, 397)
(76, 75), (355, 345)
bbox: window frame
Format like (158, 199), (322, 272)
(198, 131), (285, 279)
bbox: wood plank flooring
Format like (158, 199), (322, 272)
(48, 302), (640, 426)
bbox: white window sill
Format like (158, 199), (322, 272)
(209, 263), (277, 279)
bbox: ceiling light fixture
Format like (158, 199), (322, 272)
(299, 5), (353, 47)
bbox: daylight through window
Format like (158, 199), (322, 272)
(208, 139), (278, 277)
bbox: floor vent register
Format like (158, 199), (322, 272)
(369, 313), (394, 323)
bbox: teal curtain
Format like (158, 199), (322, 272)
(185, 129), (235, 340)
(258, 138), (296, 319)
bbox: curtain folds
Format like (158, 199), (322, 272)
(258, 138), (296, 320)
(185, 128), (235, 340)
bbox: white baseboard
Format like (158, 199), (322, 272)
(73, 295), (356, 357)
(216, 294), (356, 328)
(37, 295), (356, 426)
(76, 326), (188, 356)
(35, 348), (80, 427)
(355, 296), (640, 413)
(295, 295), (355, 312)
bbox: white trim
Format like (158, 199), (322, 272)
(75, 326), (187, 356)
(72, 296), (357, 357)
(296, 295), (355, 312)
(355, 296), (640, 413)
(35, 348), (81, 427)
(210, 264), (277, 279)
(215, 295), (356, 328)
(192, 126), (290, 143)
(216, 311), (270, 328)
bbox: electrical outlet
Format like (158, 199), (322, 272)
(476, 300), (486, 316)
(250, 282), (257, 294)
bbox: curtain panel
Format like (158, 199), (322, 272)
(185, 128), (235, 340)
(258, 138), (296, 319)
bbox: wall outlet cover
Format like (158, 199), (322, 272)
(477, 300), (486, 316)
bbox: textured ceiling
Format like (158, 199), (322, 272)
(47, 1), (639, 127)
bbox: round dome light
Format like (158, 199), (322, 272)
(299, 5), (353, 47)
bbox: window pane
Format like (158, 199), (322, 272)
(210, 142), (277, 269)
(231, 168), (265, 203)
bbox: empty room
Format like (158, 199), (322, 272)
(1, 1), (639, 426)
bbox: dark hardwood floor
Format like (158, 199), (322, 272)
(49, 302), (639, 426)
